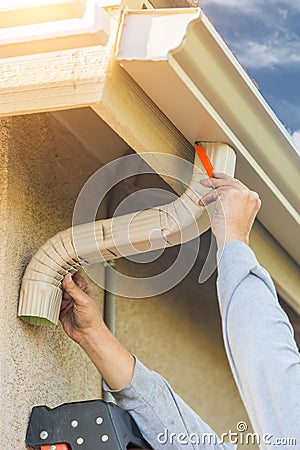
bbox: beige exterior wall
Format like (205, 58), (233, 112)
(3, 109), (300, 449)
(0, 113), (104, 448)
(1, 112), (258, 449)
(0, 4), (299, 450)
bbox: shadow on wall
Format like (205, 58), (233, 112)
(1, 112), (107, 449)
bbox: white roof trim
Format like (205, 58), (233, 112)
(0, 0), (77, 12)
(0, 0), (110, 46)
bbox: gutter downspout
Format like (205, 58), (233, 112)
(102, 260), (117, 403)
(18, 144), (236, 326)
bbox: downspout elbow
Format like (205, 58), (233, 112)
(18, 144), (236, 326)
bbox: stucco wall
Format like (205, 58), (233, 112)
(0, 112), (256, 449)
(0, 113), (104, 449)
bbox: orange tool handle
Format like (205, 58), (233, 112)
(41, 445), (70, 450)
(194, 144), (215, 178)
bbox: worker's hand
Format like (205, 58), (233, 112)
(60, 271), (104, 346)
(61, 272), (135, 390)
(199, 172), (261, 248)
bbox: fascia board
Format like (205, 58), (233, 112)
(115, 8), (300, 265)
(0, 47), (106, 115)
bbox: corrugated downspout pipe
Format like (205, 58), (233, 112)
(18, 144), (236, 326)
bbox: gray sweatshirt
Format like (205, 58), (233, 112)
(105, 241), (300, 449)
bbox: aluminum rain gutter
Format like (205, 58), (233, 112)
(115, 7), (300, 266)
(18, 145), (236, 326)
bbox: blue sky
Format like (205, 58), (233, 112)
(200, 0), (300, 150)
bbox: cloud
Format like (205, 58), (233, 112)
(292, 130), (300, 151)
(202, 0), (300, 13)
(269, 98), (300, 132)
(203, 0), (264, 14)
(232, 34), (300, 69)
(201, 0), (300, 70)
(201, 0), (300, 135)
(203, 0), (257, 12)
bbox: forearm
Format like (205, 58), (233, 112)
(79, 324), (135, 391)
(104, 357), (236, 450)
(78, 319), (235, 449)
(217, 241), (300, 441)
(60, 273), (135, 390)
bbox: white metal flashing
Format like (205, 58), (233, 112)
(0, 0), (77, 11)
(0, 0), (110, 46)
(115, 8), (300, 265)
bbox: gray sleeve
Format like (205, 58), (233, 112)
(217, 240), (300, 445)
(104, 358), (235, 450)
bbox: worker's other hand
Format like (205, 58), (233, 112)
(60, 271), (103, 346)
(199, 172), (261, 248)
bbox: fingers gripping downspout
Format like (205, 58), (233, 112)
(18, 144), (236, 326)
